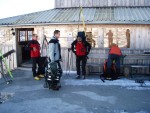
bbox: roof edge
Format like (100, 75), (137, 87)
(0, 21), (150, 27)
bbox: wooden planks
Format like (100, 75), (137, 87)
(61, 48), (150, 73)
(0, 45), (15, 78)
(55, 0), (150, 8)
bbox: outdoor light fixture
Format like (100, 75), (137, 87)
(11, 28), (15, 36)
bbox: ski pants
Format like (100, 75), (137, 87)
(76, 56), (87, 75)
(107, 54), (121, 79)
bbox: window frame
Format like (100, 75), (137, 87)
(18, 28), (34, 44)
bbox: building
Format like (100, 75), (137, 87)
(0, 0), (150, 75)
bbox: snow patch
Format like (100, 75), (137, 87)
(136, 111), (149, 113)
(63, 71), (76, 74)
(64, 79), (150, 86)
(114, 110), (129, 113)
(114, 110), (149, 113)
(72, 91), (116, 104)
(1, 84), (44, 93)
(64, 78), (150, 90)
(125, 86), (150, 90)
(0, 92), (14, 103)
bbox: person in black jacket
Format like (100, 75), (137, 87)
(71, 36), (91, 79)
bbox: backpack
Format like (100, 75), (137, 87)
(101, 60), (116, 79)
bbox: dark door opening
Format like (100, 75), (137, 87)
(17, 28), (34, 63)
(22, 42), (31, 62)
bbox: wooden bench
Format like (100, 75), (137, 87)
(86, 53), (107, 76)
(86, 63), (103, 76)
(130, 65), (150, 78)
(86, 53), (150, 77)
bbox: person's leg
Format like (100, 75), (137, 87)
(82, 56), (87, 79)
(107, 54), (113, 79)
(57, 61), (62, 76)
(32, 58), (40, 80)
(37, 57), (45, 77)
(107, 55), (112, 70)
(111, 38), (113, 46)
(115, 55), (121, 78)
(76, 56), (81, 78)
(32, 58), (37, 77)
(108, 38), (111, 48)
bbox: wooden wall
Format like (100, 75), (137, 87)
(55, 0), (150, 8)
(36, 24), (150, 73)
(0, 24), (150, 74)
(0, 45), (16, 78)
(61, 48), (150, 74)
(34, 25), (150, 50)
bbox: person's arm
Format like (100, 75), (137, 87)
(25, 41), (33, 51)
(71, 41), (76, 54)
(48, 43), (55, 62)
(86, 41), (92, 55)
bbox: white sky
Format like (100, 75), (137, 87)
(0, 0), (55, 19)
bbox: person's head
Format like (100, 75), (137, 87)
(32, 34), (38, 40)
(77, 36), (82, 42)
(54, 30), (60, 39)
(111, 43), (118, 47)
(127, 29), (130, 32)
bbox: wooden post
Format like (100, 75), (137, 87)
(13, 30), (17, 69)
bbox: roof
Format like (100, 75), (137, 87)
(0, 7), (150, 26)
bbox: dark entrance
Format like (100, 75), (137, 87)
(17, 28), (34, 63)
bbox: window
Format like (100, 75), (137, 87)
(18, 28), (34, 42)
(27, 31), (33, 41)
(19, 31), (26, 41)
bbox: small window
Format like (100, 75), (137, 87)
(18, 28), (34, 43)
(28, 31), (33, 41)
(19, 31), (26, 41)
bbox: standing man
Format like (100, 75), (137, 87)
(47, 30), (62, 90)
(28, 34), (42, 80)
(47, 30), (62, 68)
(71, 36), (91, 79)
(107, 43), (122, 80)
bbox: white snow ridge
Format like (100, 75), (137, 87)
(64, 78), (150, 90)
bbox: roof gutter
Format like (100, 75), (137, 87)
(0, 21), (150, 27)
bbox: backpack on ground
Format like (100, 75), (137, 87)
(44, 61), (62, 91)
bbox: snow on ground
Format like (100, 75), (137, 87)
(64, 77), (150, 90)
(114, 110), (149, 113)
(136, 111), (149, 113)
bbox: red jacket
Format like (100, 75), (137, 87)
(29, 40), (40, 58)
(75, 42), (86, 56)
(109, 45), (122, 56)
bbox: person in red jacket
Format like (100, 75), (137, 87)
(71, 36), (91, 79)
(28, 34), (41, 80)
(107, 43), (122, 80)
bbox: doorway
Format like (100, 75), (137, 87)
(17, 28), (34, 65)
